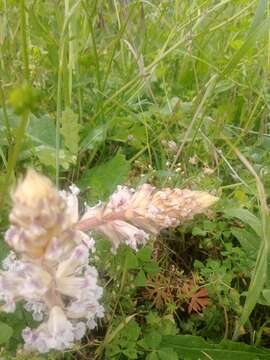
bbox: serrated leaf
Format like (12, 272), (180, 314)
(0, 322), (13, 344)
(161, 335), (270, 360)
(78, 153), (130, 201)
(61, 108), (79, 155)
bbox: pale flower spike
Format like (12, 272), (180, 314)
(78, 184), (218, 251)
(1, 169), (218, 354)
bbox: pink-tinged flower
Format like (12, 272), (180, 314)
(22, 306), (86, 353)
(5, 169), (82, 259)
(97, 220), (149, 252)
(78, 184), (218, 251)
(2, 168), (218, 353)
(2, 169), (102, 353)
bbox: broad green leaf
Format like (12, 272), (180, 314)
(0, 322), (13, 344)
(161, 335), (270, 360)
(109, 117), (147, 149)
(223, 208), (262, 238)
(122, 348), (138, 359)
(80, 124), (107, 151)
(61, 108), (80, 155)
(231, 227), (260, 254)
(146, 352), (159, 360)
(134, 269), (147, 287)
(36, 145), (75, 170)
(137, 246), (152, 263)
(141, 332), (162, 349)
(28, 114), (56, 147)
(261, 289), (270, 305)
(126, 251), (139, 270)
(78, 153), (130, 201)
(158, 349), (178, 360)
(143, 261), (160, 275)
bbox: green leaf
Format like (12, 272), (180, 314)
(126, 251), (139, 270)
(158, 349), (178, 360)
(78, 153), (130, 201)
(80, 124), (107, 151)
(109, 116), (146, 149)
(231, 227), (260, 254)
(0, 322), (13, 344)
(28, 114), (56, 147)
(143, 332), (162, 349)
(239, 245), (267, 327)
(137, 246), (152, 263)
(146, 352), (159, 360)
(248, 0), (267, 35)
(261, 289), (270, 305)
(143, 262), (160, 275)
(222, 16), (270, 77)
(223, 208), (262, 238)
(36, 146), (75, 170)
(134, 269), (147, 287)
(161, 335), (270, 360)
(60, 108), (80, 155)
(122, 348), (138, 359)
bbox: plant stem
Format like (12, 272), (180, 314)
(20, 0), (30, 83)
(0, 81), (12, 144)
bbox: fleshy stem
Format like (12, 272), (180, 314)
(76, 210), (125, 231)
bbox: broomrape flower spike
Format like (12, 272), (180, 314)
(1, 169), (218, 354)
(2, 170), (103, 353)
(78, 184), (218, 251)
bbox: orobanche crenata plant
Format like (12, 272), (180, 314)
(1, 169), (217, 353)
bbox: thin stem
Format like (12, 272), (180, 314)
(0, 81), (12, 144)
(20, 0), (30, 83)
(0, 0), (30, 201)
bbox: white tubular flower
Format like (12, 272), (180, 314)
(22, 306), (86, 353)
(0, 259), (52, 312)
(97, 220), (149, 252)
(2, 169), (102, 354)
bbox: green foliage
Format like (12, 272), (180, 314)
(105, 313), (179, 360)
(78, 153), (130, 202)
(60, 108), (80, 155)
(0, 322), (13, 344)
(162, 335), (270, 360)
